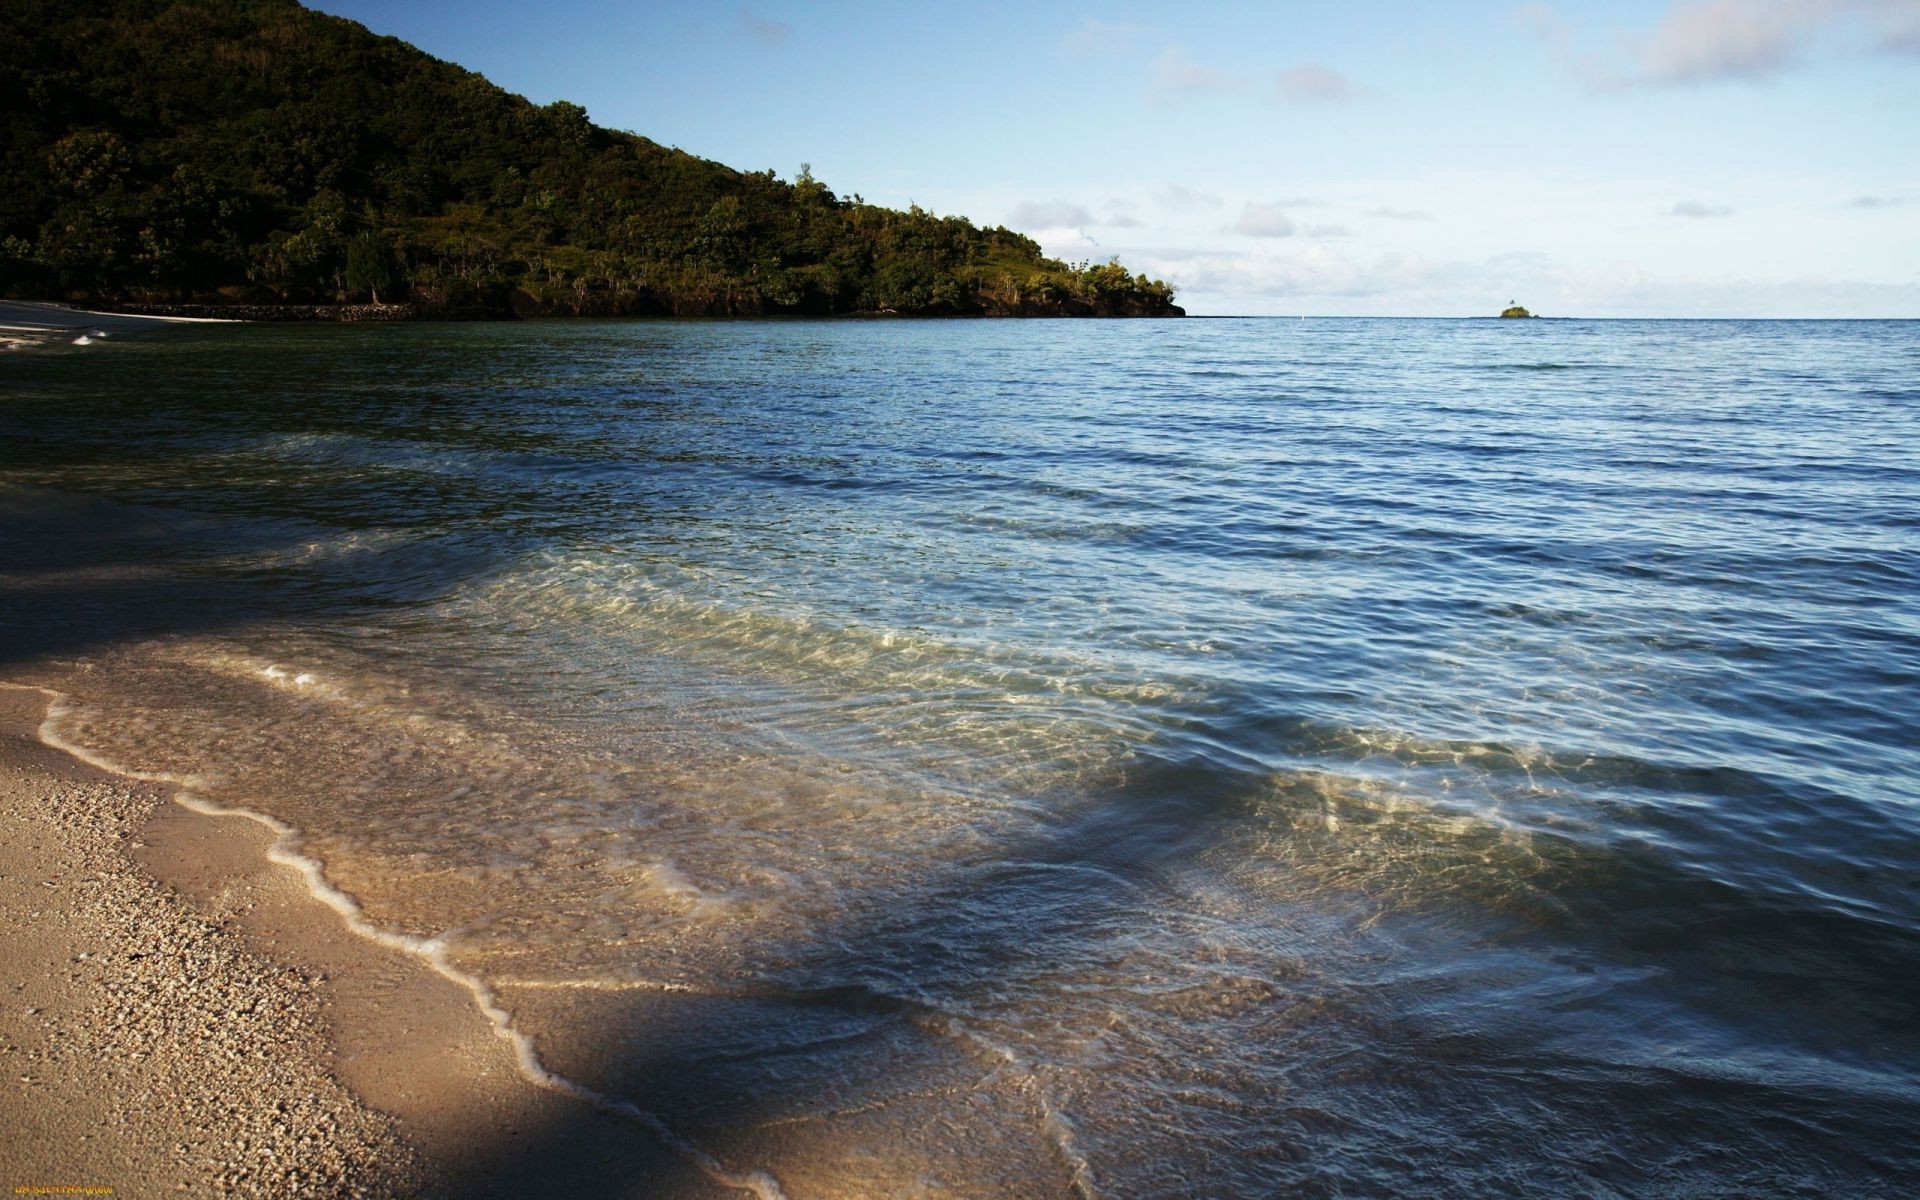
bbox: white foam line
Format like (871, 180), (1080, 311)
(3, 681), (786, 1200)
(495, 977), (707, 994)
(511, 974), (1099, 1195)
(1, 302), (239, 325)
(932, 1014), (1100, 1200)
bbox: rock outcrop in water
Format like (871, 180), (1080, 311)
(0, 0), (1181, 319)
(1500, 303), (1536, 318)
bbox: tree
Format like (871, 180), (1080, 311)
(344, 230), (397, 303)
(46, 131), (130, 197)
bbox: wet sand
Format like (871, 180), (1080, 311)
(0, 683), (729, 1198)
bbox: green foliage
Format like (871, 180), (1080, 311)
(0, 0), (1180, 317)
(344, 229), (395, 302)
(46, 130), (130, 196)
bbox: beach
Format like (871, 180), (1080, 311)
(0, 683), (735, 1198)
(0, 683), (418, 1195)
(0, 301), (236, 353)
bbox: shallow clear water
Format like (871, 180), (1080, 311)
(4, 317), (1918, 1196)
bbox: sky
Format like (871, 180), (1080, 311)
(306, 0), (1919, 316)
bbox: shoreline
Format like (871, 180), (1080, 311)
(0, 682), (747, 1198)
(0, 301), (239, 352)
(2, 297), (1184, 328)
(0, 683), (423, 1196)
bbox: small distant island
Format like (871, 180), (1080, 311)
(0, 0), (1180, 319)
(1499, 302), (1536, 318)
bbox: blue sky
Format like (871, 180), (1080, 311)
(309, 1), (1918, 316)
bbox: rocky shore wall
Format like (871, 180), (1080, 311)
(84, 296), (1182, 322)
(98, 302), (419, 322)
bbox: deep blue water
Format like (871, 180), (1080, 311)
(3, 317), (1917, 1196)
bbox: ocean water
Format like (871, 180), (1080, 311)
(2, 317), (1917, 1197)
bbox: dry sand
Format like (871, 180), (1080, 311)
(0, 683), (733, 1198)
(0, 301), (234, 351)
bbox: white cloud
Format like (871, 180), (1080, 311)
(1523, 0), (1878, 86)
(1864, 0), (1920, 51)
(1849, 194), (1906, 208)
(1365, 206), (1434, 221)
(1515, 3), (1567, 43)
(1232, 203), (1298, 238)
(1670, 199), (1735, 217)
(1007, 201), (1095, 230)
(1130, 244), (1417, 300)
(1630, 0), (1838, 84)
(1149, 45), (1248, 104)
(1156, 184), (1224, 212)
(1061, 17), (1156, 56)
(738, 5), (791, 45)
(1514, 4), (1610, 81)
(1145, 48), (1365, 106)
(1035, 231), (1104, 257)
(1273, 63), (1363, 103)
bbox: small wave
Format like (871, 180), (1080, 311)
(10, 681), (789, 1200)
(919, 1010), (1101, 1199)
(467, 549), (1195, 734)
(496, 970), (1101, 1194)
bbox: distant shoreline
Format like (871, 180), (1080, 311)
(8, 301), (1907, 330)
(0, 300), (238, 350)
(5, 299), (1186, 325)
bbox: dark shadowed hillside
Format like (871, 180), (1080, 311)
(0, 0), (1181, 317)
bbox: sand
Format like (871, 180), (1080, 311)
(0, 683), (734, 1198)
(0, 301), (234, 351)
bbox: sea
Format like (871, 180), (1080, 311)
(3, 316), (1916, 1197)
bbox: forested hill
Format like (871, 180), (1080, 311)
(0, 0), (1181, 317)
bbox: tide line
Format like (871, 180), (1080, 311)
(929, 1012), (1100, 1200)
(3, 680), (786, 1200)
